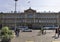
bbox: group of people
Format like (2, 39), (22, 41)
(14, 27), (60, 37)
(55, 28), (60, 38)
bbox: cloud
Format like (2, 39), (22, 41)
(0, 0), (60, 12)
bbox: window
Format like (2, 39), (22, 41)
(27, 14), (33, 18)
(35, 19), (38, 23)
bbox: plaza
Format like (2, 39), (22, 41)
(11, 30), (60, 42)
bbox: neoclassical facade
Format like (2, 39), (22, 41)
(0, 8), (60, 28)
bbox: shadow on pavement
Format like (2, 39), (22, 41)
(52, 36), (58, 39)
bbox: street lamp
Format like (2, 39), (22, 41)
(14, 0), (18, 13)
(14, 0), (18, 30)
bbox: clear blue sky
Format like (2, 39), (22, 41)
(0, 0), (60, 12)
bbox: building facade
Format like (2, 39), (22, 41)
(0, 8), (60, 28)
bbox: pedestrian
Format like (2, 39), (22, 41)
(41, 28), (44, 34)
(55, 28), (58, 37)
(58, 28), (60, 38)
(15, 28), (20, 37)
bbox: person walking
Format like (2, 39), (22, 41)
(58, 28), (60, 38)
(15, 28), (20, 37)
(41, 28), (44, 34)
(55, 28), (58, 38)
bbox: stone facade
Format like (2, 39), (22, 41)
(0, 8), (60, 28)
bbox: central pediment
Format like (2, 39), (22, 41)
(24, 7), (36, 13)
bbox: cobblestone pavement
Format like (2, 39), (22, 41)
(11, 30), (60, 42)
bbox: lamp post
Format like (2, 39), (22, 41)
(14, 0), (18, 13)
(14, 0), (18, 30)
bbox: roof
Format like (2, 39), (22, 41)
(24, 7), (36, 13)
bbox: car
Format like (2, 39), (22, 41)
(17, 26), (28, 30)
(22, 29), (32, 32)
(44, 26), (59, 30)
(16, 26), (32, 32)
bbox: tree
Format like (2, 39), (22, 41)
(0, 26), (15, 42)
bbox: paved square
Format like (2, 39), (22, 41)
(11, 30), (60, 42)
(52, 41), (60, 42)
(26, 40), (34, 42)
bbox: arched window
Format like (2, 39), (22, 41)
(27, 14), (33, 18)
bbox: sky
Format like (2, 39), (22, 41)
(0, 0), (60, 12)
